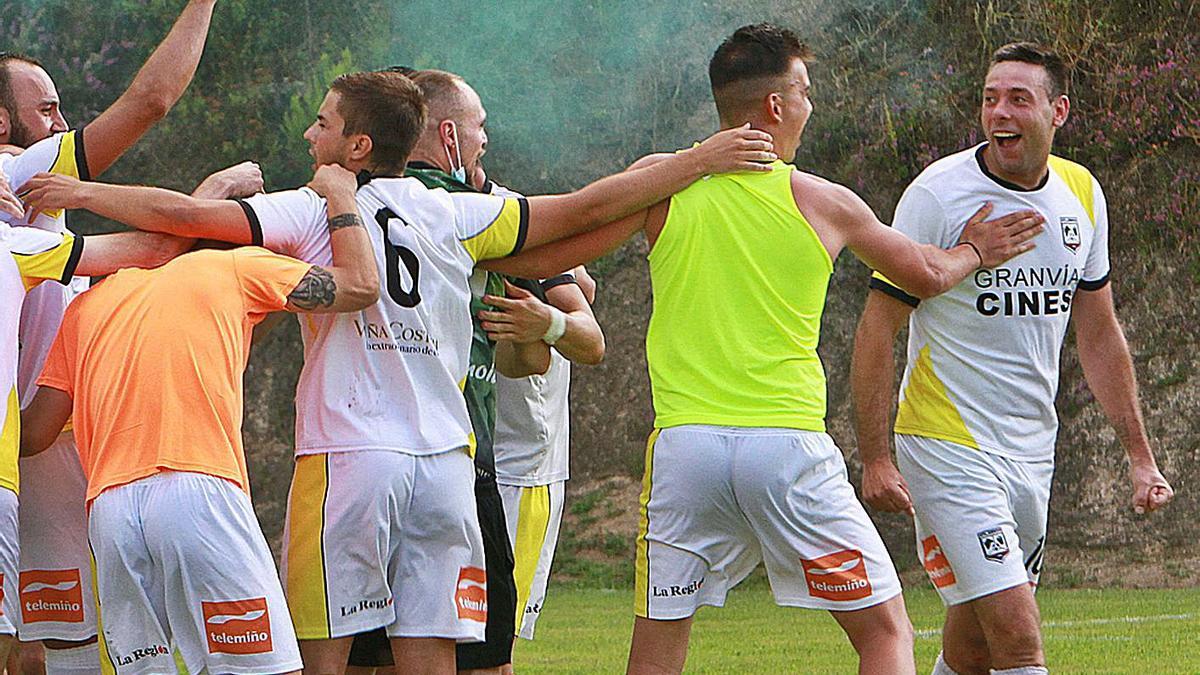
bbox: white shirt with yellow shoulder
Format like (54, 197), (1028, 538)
(872, 144), (1110, 462)
(0, 130), (92, 409)
(240, 177), (528, 456)
(0, 226), (82, 494)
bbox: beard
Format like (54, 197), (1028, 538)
(5, 111), (36, 148)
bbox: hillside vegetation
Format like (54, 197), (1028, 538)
(5, 0), (1196, 579)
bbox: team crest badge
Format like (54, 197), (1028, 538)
(977, 527), (1010, 563)
(1060, 216), (1081, 252)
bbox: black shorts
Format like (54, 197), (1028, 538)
(346, 476), (518, 670)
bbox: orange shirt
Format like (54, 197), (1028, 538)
(38, 247), (311, 501)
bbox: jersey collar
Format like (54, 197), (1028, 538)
(974, 144), (1049, 192)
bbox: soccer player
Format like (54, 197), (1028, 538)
(19, 162), (378, 675)
(408, 67), (606, 658)
(480, 23), (1045, 674)
(344, 67), (559, 675)
(0, 2), (219, 670)
(21, 69), (774, 675)
(490, 262), (600, 646)
(851, 43), (1173, 675)
(0, 212), (212, 668)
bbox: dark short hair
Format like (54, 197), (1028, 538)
(329, 70), (426, 173)
(0, 52), (45, 122)
(991, 42), (1068, 98)
(709, 23), (813, 92)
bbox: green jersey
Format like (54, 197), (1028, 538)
(405, 164), (540, 478)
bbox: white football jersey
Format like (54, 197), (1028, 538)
(494, 345), (572, 486)
(0, 130), (92, 409)
(241, 177), (527, 456)
(1, 226), (81, 493)
(873, 144), (1110, 462)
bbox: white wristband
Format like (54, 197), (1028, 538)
(541, 306), (567, 345)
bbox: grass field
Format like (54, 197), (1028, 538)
(514, 585), (1200, 673)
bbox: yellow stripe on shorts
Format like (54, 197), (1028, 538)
(286, 453), (333, 639)
(92, 534), (196, 674)
(91, 547), (117, 675)
(512, 484), (551, 632)
(634, 429), (660, 617)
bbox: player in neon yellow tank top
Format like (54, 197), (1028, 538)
(484, 23), (1044, 675)
(647, 159), (831, 432)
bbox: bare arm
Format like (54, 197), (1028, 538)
(543, 281), (604, 365)
(284, 165), (379, 313)
(83, 0), (218, 177)
(70, 161), (264, 276)
(805, 177), (1043, 298)
(495, 340), (551, 378)
(521, 125), (774, 250)
(481, 210), (646, 278)
(22, 173), (255, 243)
(19, 387), (72, 457)
(480, 154), (666, 277)
(1072, 285), (1173, 514)
(850, 291), (916, 514)
(479, 279), (605, 365)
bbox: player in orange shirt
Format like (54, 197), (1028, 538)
(19, 164), (376, 675)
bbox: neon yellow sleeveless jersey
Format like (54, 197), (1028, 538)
(646, 160), (833, 430)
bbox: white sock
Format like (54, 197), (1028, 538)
(932, 652), (961, 675)
(43, 641), (100, 675)
(991, 667), (1049, 674)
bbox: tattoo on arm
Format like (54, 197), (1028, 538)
(328, 212), (364, 232)
(288, 266), (337, 310)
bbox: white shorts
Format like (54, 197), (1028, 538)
(896, 434), (1053, 606)
(498, 481), (564, 640)
(281, 449), (486, 642)
(89, 471), (302, 675)
(0, 488), (19, 636)
(17, 432), (97, 641)
(636, 426), (901, 619)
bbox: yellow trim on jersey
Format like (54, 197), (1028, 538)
(894, 347), (979, 450)
(634, 429), (660, 617)
(0, 387), (20, 494)
(12, 233), (78, 291)
(458, 375), (478, 457)
(460, 197), (527, 263)
(1047, 155), (1096, 226)
(40, 130), (82, 220)
(512, 484), (552, 632)
(286, 454), (333, 639)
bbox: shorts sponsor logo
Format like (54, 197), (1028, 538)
(339, 596), (394, 618)
(113, 644), (170, 666)
(651, 577), (704, 598)
(202, 598), (273, 655)
(921, 536), (957, 588)
(978, 527), (1010, 563)
(19, 569), (85, 623)
(801, 550), (872, 602)
(1060, 216), (1081, 252)
(455, 566), (488, 622)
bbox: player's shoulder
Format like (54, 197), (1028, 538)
(487, 181), (525, 199)
(1046, 153), (1099, 185)
(790, 170), (873, 222)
